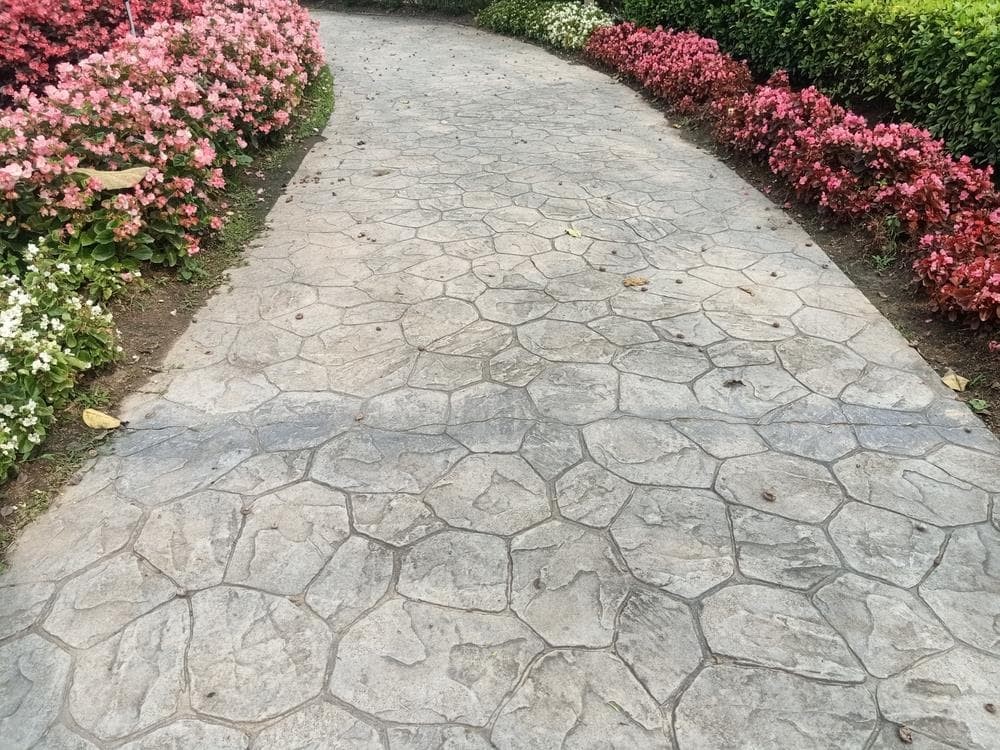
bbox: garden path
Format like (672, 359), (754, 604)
(3, 11), (1000, 750)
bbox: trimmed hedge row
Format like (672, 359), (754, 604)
(619, 0), (1000, 166)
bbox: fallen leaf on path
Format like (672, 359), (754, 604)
(897, 726), (913, 744)
(82, 408), (121, 430)
(564, 227), (582, 238)
(940, 369), (969, 392)
(623, 276), (648, 287)
(73, 167), (150, 190)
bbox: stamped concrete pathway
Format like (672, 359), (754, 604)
(4, 10), (1000, 750)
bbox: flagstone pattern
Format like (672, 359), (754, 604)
(2, 11), (1000, 750)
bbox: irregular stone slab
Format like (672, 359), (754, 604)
(118, 720), (248, 750)
(616, 589), (702, 702)
(165, 364), (278, 414)
(44, 554), (177, 649)
(511, 520), (629, 647)
(675, 419), (768, 458)
(116, 422), (257, 504)
(251, 392), (362, 450)
(867, 724), (954, 750)
(694, 365), (807, 418)
(518, 319), (617, 363)
(927, 443), (1000, 492)
(833, 451), (989, 525)
(428, 319), (513, 358)
(492, 650), (669, 749)
(526, 363), (618, 424)
(775, 336), (865, 397)
(401, 298), (479, 347)
(555, 461), (633, 527)
(189, 586), (331, 721)
(424, 454), (549, 535)
(731, 506), (838, 589)
(652, 311), (726, 346)
(388, 725), (494, 749)
(618, 373), (706, 421)
(312, 428), (466, 494)
(448, 382), (534, 449)
(399, 529), (508, 611)
(330, 599), (542, 724)
(584, 417), (717, 487)
(716, 453), (843, 522)
(489, 346), (545, 386)
(613, 341), (711, 383)
(0, 581), (54, 638)
(364, 388), (450, 432)
(589, 315), (658, 345)
(0, 635), (71, 749)
(612, 487), (733, 597)
(2, 493), (141, 584)
(921, 525), (1000, 656)
(227, 482), (350, 595)
(70, 601), (189, 740)
(675, 664), (876, 749)
(757, 421), (857, 461)
(828, 503), (945, 587)
(32, 725), (100, 749)
(306, 535), (393, 631)
(476, 288), (554, 324)
(841, 366), (936, 411)
(409, 351), (483, 390)
(700, 584), (865, 682)
(351, 492), (445, 546)
(135, 491), (243, 590)
(815, 574), (952, 678)
(878, 648), (1000, 750)
(252, 701), (382, 749)
(520, 420), (583, 479)
(211, 451), (309, 495)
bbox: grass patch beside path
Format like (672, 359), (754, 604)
(0, 67), (335, 570)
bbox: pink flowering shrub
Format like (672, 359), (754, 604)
(588, 23), (751, 114)
(0, 0), (204, 96)
(0, 0), (324, 269)
(916, 210), (1000, 322)
(586, 22), (1000, 330)
(718, 72), (995, 237)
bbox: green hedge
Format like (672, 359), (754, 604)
(333, 0), (492, 12)
(619, 0), (1000, 165)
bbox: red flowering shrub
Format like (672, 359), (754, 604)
(718, 72), (995, 236)
(588, 23), (751, 113)
(916, 210), (1000, 322)
(0, 0), (324, 269)
(586, 22), (1000, 331)
(0, 0), (204, 96)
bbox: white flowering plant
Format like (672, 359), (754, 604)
(478, 0), (612, 50)
(542, 1), (612, 50)
(1, 242), (120, 477)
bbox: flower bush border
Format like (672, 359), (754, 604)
(0, 0), (326, 480)
(584, 21), (1000, 334)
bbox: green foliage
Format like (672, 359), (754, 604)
(336, 0), (492, 12)
(0, 242), (121, 478)
(477, 0), (556, 39)
(617, 0), (1000, 165)
(477, 0), (612, 49)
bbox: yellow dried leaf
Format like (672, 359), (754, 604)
(941, 369), (969, 392)
(623, 276), (648, 287)
(564, 227), (582, 238)
(73, 167), (151, 191)
(82, 408), (121, 430)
